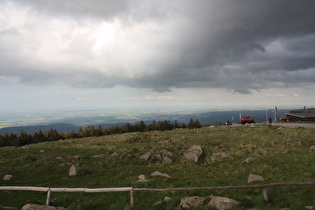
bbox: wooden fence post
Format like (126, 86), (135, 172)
(46, 189), (51, 206)
(263, 187), (269, 202)
(130, 189), (135, 209)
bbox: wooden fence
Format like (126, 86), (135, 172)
(1, 182), (314, 208)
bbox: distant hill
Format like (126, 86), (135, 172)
(0, 123), (80, 135)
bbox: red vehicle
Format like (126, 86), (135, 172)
(241, 117), (255, 124)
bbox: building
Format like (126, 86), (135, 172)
(286, 107), (315, 122)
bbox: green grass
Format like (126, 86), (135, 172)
(1, 125), (315, 209)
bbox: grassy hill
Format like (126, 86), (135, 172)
(0, 124), (314, 209)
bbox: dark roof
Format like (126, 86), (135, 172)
(286, 112), (315, 119)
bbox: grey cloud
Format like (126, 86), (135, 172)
(1, 0), (315, 94)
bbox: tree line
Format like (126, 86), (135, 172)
(0, 119), (202, 147)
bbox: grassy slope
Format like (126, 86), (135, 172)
(0, 125), (314, 209)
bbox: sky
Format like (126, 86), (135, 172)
(1, 0), (315, 114)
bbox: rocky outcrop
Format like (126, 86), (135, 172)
(248, 174), (264, 183)
(287, 138), (302, 146)
(151, 171), (172, 178)
(178, 196), (210, 209)
(135, 174), (149, 183)
(184, 145), (203, 163)
(3, 174), (12, 181)
(211, 152), (231, 161)
(68, 164), (83, 176)
(208, 196), (240, 210)
(244, 157), (256, 163)
(139, 152), (151, 161)
(178, 196), (240, 209)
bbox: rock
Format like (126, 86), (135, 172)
(69, 164), (82, 176)
(153, 153), (163, 161)
(111, 152), (118, 157)
(56, 156), (63, 160)
(0, 205), (18, 210)
(209, 126), (215, 129)
(21, 204), (67, 210)
(248, 174), (264, 183)
(164, 196), (172, 202)
(211, 152), (231, 161)
(184, 145), (203, 163)
(208, 196), (240, 210)
(3, 174), (12, 181)
(73, 155), (79, 159)
(153, 201), (162, 206)
(135, 174), (149, 183)
(178, 196), (210, 209)
(258, 148), (267, 155)
(40, 150), (44, 153)
(153, 196), (172, 206)
(287, 138), (302, 146)
(158, 149), (175, 157)
(245, 157), (256, 163)
(139, 152), (151, 161)
(163, 156), (173, 164)
(22, 146), (29, 149)
(151, 171), (172, 178)
(305, 206), (314, 209)
(310, 145), (315, 151)
(157, 140), (171, 143)
(152, 149), (175, 164)
(93, 154), (104, 158)
(180, 136), (186, 140)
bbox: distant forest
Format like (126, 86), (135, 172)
(0, 119), (202, 147)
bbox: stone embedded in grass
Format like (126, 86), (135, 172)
(179, 196), (210, 209)
(3, 174), (12, 181)
(93, 154), (104, 158)
(151, 171), (172, 178)
(180, 136), (186, 140)
(21, 204), (67, 210)
(248, 174), (264, 183)
(135, 174), (149, 183)
(69, 164), (82, 176)
(153, 196), (172, 206)
(157, 140), (171, 143)
(258, 148), (267, 155)
(286, 138), (302, 146)
(139, 152), (151, 161)
(40, 150), (44, 152)
(22, 146), (29, 149)
(245, 157), (256, 163)
(207, 195), (240, 209)
(211, 152), (231, 161)
(111, 152), (118, 157)
(184, 145), (203, 163)
(163, 156), (173, 164)
(56, 156), (63, 160)
(310, 145), (315, 151)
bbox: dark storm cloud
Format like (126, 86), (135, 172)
(1, 0), (315, 94)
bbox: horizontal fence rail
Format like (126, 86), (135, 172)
(1, 182), (315, 208)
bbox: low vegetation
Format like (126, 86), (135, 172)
(0, 124), (314, 209)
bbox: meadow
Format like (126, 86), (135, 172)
(1, 124), (314, 209)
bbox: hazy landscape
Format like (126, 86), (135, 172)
(0, 108), (290, 135)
